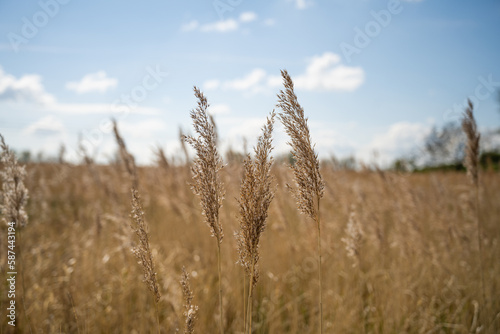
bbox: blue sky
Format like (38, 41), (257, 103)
(0, 0), (499, 165)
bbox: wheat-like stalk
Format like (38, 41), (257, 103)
(0, 134), (32, 332)
(58, 144), (66, 164)
(235, 111), (276, 334)
(154, 146), (170, 170)
(341, 207), (369, 331)
(461, 100), (485, 303)
(181, 267), (199, 334)
(277, 70), (325, 219)
(184, 87), (225, 243)
(0, 134), (29, 228)
(179, 126), (191, 166)
(112, 119), (138, 188)
(342, 208), (364, 268)
(184, 86), (225, 334)
(462, 100), (480, 187)
(277, 69), (325, 333)
(130, 188), (161, 333)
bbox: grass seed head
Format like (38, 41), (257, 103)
(113, 119), (138, 188)
(342, 208), (364, 267)
(184, 86), (225, 244)
(277, 69), (324, 221)
(236, 111), (276, 286)
(462, 100), (480, 187)
(130, 188), (161, 303)
(181, 267), (198, 334)
(0, 134), (29, 228)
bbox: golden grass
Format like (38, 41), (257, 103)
(0, 89), (499, 334)
(180, 266), (198, 334)
(277, 69), (325, 333)
(130, 187), (161, 333)
(235, 111), (276, 334)
(0, 161), (499, 333)
(184, 86), (225, 333)
(462, 100), (486, 314)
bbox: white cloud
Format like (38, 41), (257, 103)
(203, 79), (221, 90)
(200, 19), (239, 32)
(482, 129), (500, 152)
(266, 75), (282, 88)
(46, 103), (160, 115)
(66, 71), (118, 94)
(209, 104), (231, 115)
(263, 18), (276, 26)
(218, 116), (271, 147)
(293, 0), (313, 10)
(223, 68), (267, 92)
(181, 20), (199, 32)
(0, 66), (55, 104)
(294, 52), (364, 92)
(203, 52), (364, 93)
(182, 11), (259, 33)
(119, 119), (168, 138)
(239, 12), (257, 23)
(0, 67), (159, 116)
(203, 68), (270, 93)
(357, 122), (431, 165)
(307, 120), (358, 155)
(23, 115), (65, 136)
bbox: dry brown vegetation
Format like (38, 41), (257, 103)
(1, 85), (499, 333)
(0, 156), (499, 333)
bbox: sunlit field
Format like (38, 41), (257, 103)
(1, 151), (499, 333)
(2, 0), (500, 333)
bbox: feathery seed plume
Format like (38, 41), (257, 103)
(462, 99), (480, 186)
(342, 209), (364, 267)
(183, 87), (225, 244)
(235, 111), (276, 286)
(184, 86), (225, 333)
(181, 267), (198, 334)
(277, 70), (324, 220)
(277, 69), (325, 333)
(130, 188), (161, 303)
(112, 119), (138, 188)
(0, 134), (29, 228)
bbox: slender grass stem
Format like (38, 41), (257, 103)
(217, 240), (224, 334)
(17, 229), (33, 334)
(243, 273), (247, 334)
(475, 184), (486, 304)
(247, 260), (255, 334)
(316, 196), (323, 334)
(155, 300), (160, 334)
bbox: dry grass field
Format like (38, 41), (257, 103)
(1, 158), (499, 333)
(1, 79), (499, 334)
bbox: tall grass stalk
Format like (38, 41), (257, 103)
(184, 86), (225, 334)
(0, 134), (32, 333)
(112, 119), (138, 189)
(181, 267), (199, 334)
(342, 208), (368, 332)
(461, 100), (485, 303)
(130, 188), (162, 334)
(235, 112), (276, 334)
(277, 70), (325, 333)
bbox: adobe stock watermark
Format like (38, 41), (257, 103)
(64, 65), (169, 163)
(339, 0), (403, 63)
(443, 74), (499, 123)
(7, 0), (71, 53)
(212, 0), (244, 20)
